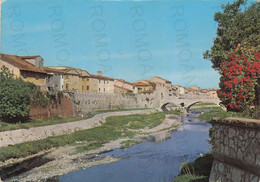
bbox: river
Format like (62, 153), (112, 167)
(59, 109), (212, 182)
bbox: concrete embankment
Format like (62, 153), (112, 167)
(0, 109), (154, 147)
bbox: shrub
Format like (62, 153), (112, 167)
(0, 66), (47, 123)
(217, 44), (260, 114)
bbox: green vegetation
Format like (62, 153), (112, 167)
(0, 66), (35, 123)
(0, 66), (49, 123)
(173, 153), (213, 182)
(203, 0), (260, 70)
(198, 107), (251, 122)
(0, 114), (95, 132)
(173, 174), (208, 182)
(189, 106), (218, 111)
(193, 103), (217, 106)
(71, 142), (103, 155)
(120, 140), (140, 149)
(94, 108), (149, 114)
(0, 110), (180, 162)
(0, 108), (152, 132)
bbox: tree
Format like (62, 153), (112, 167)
(0, 65), (14, 81)
(0, 66), (37, 123)
(203, 0), (260, 70)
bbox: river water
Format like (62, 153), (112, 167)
(59, 109), (212, 182)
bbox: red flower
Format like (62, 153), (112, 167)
(254, 52), (260, 61)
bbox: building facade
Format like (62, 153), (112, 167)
(90, 71), (114, 93)
(0, 53), (48, 91)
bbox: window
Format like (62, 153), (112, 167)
(38, 61), (42, 69)
(66, 84), (69, 89)
(62, 85), (63, 89)
(36, 74), (39, 80)
(99, 80), (101, 83)
(82, 86), (84, 90)
(22, 72), (27, 79)
(104, 80), (105, 84)
(87, 86), (89, 90)
(87, 78), (89, 81)
(99, 88), (101, 91)
(104, 88), (105, 92)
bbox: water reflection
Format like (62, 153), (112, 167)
(147, 130), (172, 143)
(59, 109), (211, 182)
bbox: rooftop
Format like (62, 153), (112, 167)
(20, 55), (41, 59)
(134, 82), (151, 86)
(115, 85), (133, 92)
(90, 74), (114, 81)
(115, 79), (134, 85)
(0, 53), (46, 74)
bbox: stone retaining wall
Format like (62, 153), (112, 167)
(209, 117), (260, 182)
(72, 92), (158, 114)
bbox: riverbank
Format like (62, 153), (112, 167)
(1, 110), (181, 181)
(0, 109), (156, 147)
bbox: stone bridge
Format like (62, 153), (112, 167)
(160, 96), (220, 112)
(71, 92), (221, 114)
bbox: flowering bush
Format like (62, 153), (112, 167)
(217, 44), (260, 112)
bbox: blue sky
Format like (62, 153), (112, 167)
(0, 0), (257, 88)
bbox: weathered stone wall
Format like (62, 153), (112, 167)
(209, 117), (260, 182)
(71, 92), (220, 115)
(71, 92), (158, 114)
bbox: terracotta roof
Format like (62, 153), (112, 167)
(134, 82), (151, 86)
(44, 67), (66, 73)
(20, 55), (41, 59)
(0, 53), (46, 74)
(114, 85), (133, 92)
(208, 88), (218, 91)
(90, 74), (114, 81)
(115, 79), (133, 85)
(153, 76), (172, 83)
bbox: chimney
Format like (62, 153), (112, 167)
(97, 70), (102, 76)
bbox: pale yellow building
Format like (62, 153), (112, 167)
(0, 53), (48, 91)
(45, 66), (92, 92)
(133, 81), (155, 95)
(90, 71), (114, 93)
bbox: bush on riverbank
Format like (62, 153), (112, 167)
(0, 66), (50, 124)
(198, 107), (251, 122)
(173, 153), (213, 182)
(0, 110), (180, 162)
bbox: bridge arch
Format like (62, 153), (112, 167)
(186, 101), (203, 113)
(161, 102), (182, 111)
(161, 99), (220, 113)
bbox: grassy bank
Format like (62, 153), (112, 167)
(173, 153), (213, 182)
(0, 108), (150, 132)
(198, 107), (251, 122)
(94, 108), (149, 114)
(0, 110), (180, 162)
(194, 103), (217, 106)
